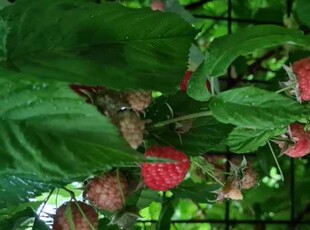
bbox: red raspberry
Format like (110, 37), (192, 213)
(151, 0), (165, 11)
(53, 201), (98, 230)
(280, 124), (310, 158)
(142, 146), (190, 191)
(292, 58), (310, 102)
(84, 172), (128, 212)
(180, 71), (211, 93)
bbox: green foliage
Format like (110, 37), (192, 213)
(98, 218), (119, 230)
(151, 116), (232, 155)
(209, 87), (306, 129)
(0, 0), (310, 229)
(295, 0), (310, 28)
(156, 197), (177, 230)
(226, 127), (286, 153)
(147, 92), (232, 154)
(0, 0), (196, 92)
(0, 0), (10, 10)
(0, 18), (8, 61)
(0, 206), (36, 229)
(172, 180), (219, 203)
(0, 175), (53, 209)
(188, 25), (310, 101)
(0, 75), (142, 180)
(136, 190), (162, 209)
(33, 217), (51, 230)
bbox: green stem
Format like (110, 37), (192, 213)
(116, 169), (126, 206)
(275, 84), (294, 94)
(192, 157), (224, 186)
(62, 187), (76, 200)
(148, 111), (212, 129)
(74, 198), (96, 230)
(38, 188), (55, 215)
(267, 141), (284, 181)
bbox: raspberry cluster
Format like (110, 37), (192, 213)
(71, 85), (152, 149)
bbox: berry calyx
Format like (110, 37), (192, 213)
(216, 178), (243, 201)
(180, 71), (211, 93)
(84, 171), (128, 212)
(292, 58), (310, 102)
(279, 124), (310, 158)
(142, 146), (190, 191)
(53, 201), (98, 230)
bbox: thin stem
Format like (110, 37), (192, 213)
(55, 188), (59, 208)
(210, 77), (215, 95)
(192, 157), (224, 186)
(268, 141), (284, 181)
(38, 188), (55, 216)
(62, 187), (76, 199)
(74, 199), (96, 230)
(275, 84), (294, 94)
(151, 133), (173, 146)
(116, 169), (126, 206)
(148, 111), (212, 129)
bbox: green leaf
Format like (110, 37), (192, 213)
(1, 0), (196, 92)
(152, 116), (232, 155)
(0, 75), (142, 180)
(0, 175), (53, 209)
(0, 0), (10, 10)
(136, 189), (162, 209)
(156, 197), (176, 230)
(98, 218), (119, 230)
(0, 18), (8, 61)
(0, 207), (35, 229)
(188, 25), (310, 101)
(209, 87), (306, 129)
(147, 92), (232, 154)
(226, 127), (286, 153)
(295, 0), (310, 28)
(146, 91), (209, 122)
(33, 217), (50, 230)
(172, 180), (219, 203)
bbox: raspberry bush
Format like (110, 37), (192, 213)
(0, 0), (310, 229)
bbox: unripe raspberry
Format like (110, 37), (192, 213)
(115, 111), (145, 149)
(125, 91), (152, 112)
(241, 166), (258, 190)
(84, 172), (128, 212)
(216, 178), (243, 201)
(94, 90), (129, 117)
(53, 201), (98, 230)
